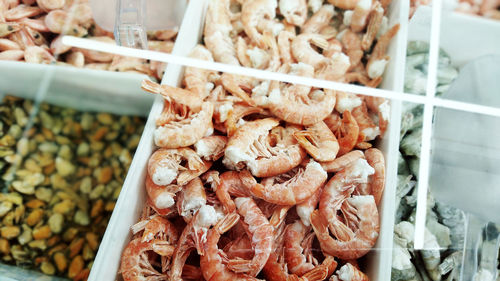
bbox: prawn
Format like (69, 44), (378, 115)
(268, 79), (336, 126)
(4, 4), (42, 21)
(221, 73), (258, 106)
(313, 158), (379, 260)
(277, 30), (296, 65)
(24, 46), (55, 64)
(0, 22), (21, 37)
(0, 49), (24, 60)
(194, 135), (228, 161)
(216, 170), (253, 213)
(302, 4), (335, 34)
(226, 197), (273, 277)
(350, 0), (373, 32)
(170, 206), (222, 280)
(361, 1), (384, 51)
(204, 0), (240, 65)
(291, 33), (329, 69)
(293, 120), (340, 162)
(224, 103), (266, 136)
(251, 159), (327, 205)
(147, 147), (211, 187)
(365, 96), (389, 137)
(241, 0), (277, 48)
(332, 110), (360, 156)
(335, 92), (362, 114)
(145, 175), (181, 210)
(223, 118), (306, 177)
(320, 150), (365, 173)
(184, 44), (217, 99)
(284, 221), (317, 275)
(352, 102), (380, 142)
(363, 148), (385, 206)
(200, 212), (260, 281)
(177, 177), (207, 222)
(296, 187), (321, 227)
(327, 0), (360, 10)
(36, 0), (65, 11)
(142, 80), (215, 148)
(279, 0), (307, 26)
(341, 29), (363, 71)
(366, 24), (400, 79)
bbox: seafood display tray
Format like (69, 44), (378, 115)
(89, 0), (408, 280)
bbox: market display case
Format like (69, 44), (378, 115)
(1, 0), (499, 280)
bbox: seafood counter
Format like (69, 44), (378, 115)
(0, 0), (176, 80)
(114, 0), (402, 279)
(0, 95), (145, 279)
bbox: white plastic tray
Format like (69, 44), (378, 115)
(89, 0), (408, 279)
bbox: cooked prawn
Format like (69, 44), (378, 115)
(333, 110), (360, 156)
(364, 148), (385, 206)
(366, 24), (400, 79)
(296, 187), (321, 227)
(352, 102), (379, 142)
(0, 22), (21, 37)
(291, 33), (329, 69)
(120, 238), (172, 281)
(294, 120), (339, 162)
(279, 0), (307, 26)
(204, 0), (240, 65)
(177, 177), (207, 222)
(365, 96), (390, 137)
(251, 159), (327, 205)
(327, 0), (360, 10)
(302, 4), (335, 34)
(184, 44), (217, 99)
(24, 46), (55, 64)
(4, 4), (42, 20)
(277, 30), (295, 65)
(0, 38), (20, 51)
(216, 170), (253, 213)
(223, 118), (306, 177)
(147, 147), (210, 187)
(284, 221), (317, 275)
(36, 0), (65, 11)
(145, 175), (181, 210)
(351, 0), (373, 32)
(313, 158), (379, 260)
(227, 197), (273, 277)
(221, 73), (258, 106)
(224, 103), (265, 136)
(241, 0), (277, 48)
(320, 150), (365, 173)
(361, 1), (384, 51)
(194, 135), (228, 161)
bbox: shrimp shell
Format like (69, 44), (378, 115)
(241, 0), (278, 49)
(294, 120), (339, 162)
(184, 44), (216, 99)
(284, 221), (316, 275)
(120, 238), (171, 281)
(177, 177), (207, 222)
(366, 24), (400, 79)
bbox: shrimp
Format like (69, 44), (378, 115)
(241, 0), (277, 48)
(194, 135), (228, 161)
(294, 120), (339, 162)
(4, 4), (42, 20)
(224, 103), (265, 136)
(23, 46), (55, 64)
(223, 118), (307, 177)
(351, 0), (373, 32)
(184, 44), (217, 99)
(352, 102), (379, 142)
(221, 73), (258, 106)
(0, 22), (21, 37)
(365, 96), (389, 137)
(279, 0), (307, 26)
(170, 206), (221, 280)
(277, 30), (295, 65)
(216, 171), (253, 213)
(364, 148), (385, 206)
(142, 80), (215, 148)
(284, 221), (317, 275)
(251, 159), (327, 205)
(291, 33), (329, 69)
(340, 29), (363, 71)
(366, 24), (399, 79)
(320, 150), (365, 173)
(316, 52), (351, 81)
(327, 0), (360, 10)
(8, 27), (34, 49)
(268, 80), (336, 126)
(120, 238), (171, 281)
(177, 177), (207, 223)
(236, 36), (253, 68)
(361, 1), (384, 51)
(148, 147), (211, 187)
(335, 92), (362, 114)
(323, 38), (343, 58)
(224, 235), (254, 260)
(302, 4), (334, 34)
(333, 110), (360, 156)
(141, 216), (179, 244)
(49, 35), (70, 55)
(313, 158), (379, 260)
(200, 212), (259, 281)
(296, 185), (321, 227)
(145, 175), (181, 210)
(204, 0), (239, 65)
(226, 197), (273, 277)
(36, 0), (65, 11)
(75, 37), (115, 62)
(17, 17), (50, 33)
(0, 49), (24, 60)
(332, 263), (369, 281)
(0, 39), (20, 51)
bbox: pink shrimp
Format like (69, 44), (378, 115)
(223, 118), (306, 177)
(0, 22), (21, 37)
(327, 0), (360, 10)
(365, 96), (390, 137)
(277, 30), (296, 65)
(194, 135), (228, 161)
(250, 159), (327, 205)
(4, 4), (42, 20)
(333, 110), (360, 156)
(350, 0), (373, 32)
(313, 158), (379, 260)
(200, 212), (260, 281)
(320, 150), (365, 173)
(241, 0), (277, 49)
(366, 24), (400, 79)
(224, 235), (254, 260)
(0, 39), (20, 51)
(291, 33), (329, 69)
(145, 175), (181, 210)
(293, 120), (340, 162)
(216, 171), (252, 213)
(302, 4), (335, 34)
(224, 104), (265, 136)
(361, 1), (384, 51)
(176, 177), (207, 222)
(226, 197), (273, 277)
(296, 185), (322, 227)
(0, 49), (24, 60)
(184, 44), (217, 99)
(352, 102), (379, 142)
(363, 148), (385, 206)
(284, 221), (317, 276)
(24, 46), (55, 64)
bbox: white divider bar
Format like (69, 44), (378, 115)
(414, 0), (443, 250)
(62, 36), (500, 118)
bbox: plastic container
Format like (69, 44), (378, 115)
(89, 0), (409, 280)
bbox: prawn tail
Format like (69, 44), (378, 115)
(270, 206), (291, 228)
(226, 259), (254, 274)
(141, 79), (161, 95)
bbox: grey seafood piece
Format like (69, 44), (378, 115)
(421, 229), (442, 281)
(437, 66), (459, 85)
(408, 157), (420, 179)
(435, 202), (465, 250)
(404, 67), (427, 95)
(401, 111), (415, 140)
(398, 152), (411, 175)
(427, 218), (452, 249)
(400, 128), (422, 157)
(392, 239), (418, 281)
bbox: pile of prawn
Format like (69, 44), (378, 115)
(120, 0), (397, 280)
(0, 0), (175, 80)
